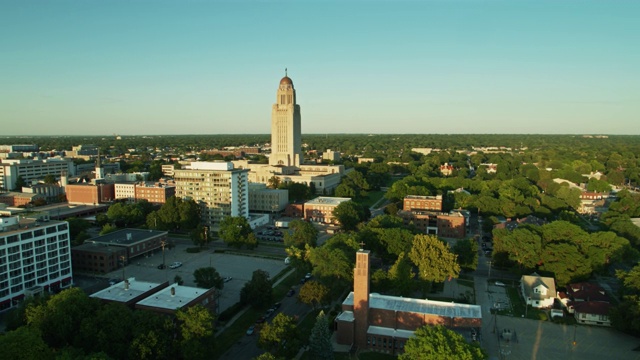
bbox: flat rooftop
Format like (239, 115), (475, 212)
(90, 278), (165, 302)
(72, 242), (126, 255)
(136, 284), (211, 311)
(90, 228), (167, 246)
(306, 197), (351, 206)
(343, 292), (482, 319)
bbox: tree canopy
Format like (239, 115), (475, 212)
(193, 267), (224, 289)
(399, 325), (486, 360)
(218, 216), (256, 249)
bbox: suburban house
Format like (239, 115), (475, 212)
(520, 273), (556, 309)
(561, 282), (612, 327)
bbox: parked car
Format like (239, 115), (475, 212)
(157, 264), (166, 269)
(272, 302), (281, 310)
(169, 261), (183, 269)
(495, 281), (505, 287)
(246, 325), (255, 336)
(305, 273), (312, 280)
(223, 276), (232, 282)
(255, 316), (266, 324)
(286, 289), (295, 297)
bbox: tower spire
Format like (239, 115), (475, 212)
(285, 68), (287, 77)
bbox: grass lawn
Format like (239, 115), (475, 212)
(354, 190), (385, 208)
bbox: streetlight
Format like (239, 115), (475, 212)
(160, 239), (167, 269)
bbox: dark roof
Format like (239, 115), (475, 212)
(568, 282), (609, 302)
(573, 301), (611, 316)
(90, 228), (167, 246)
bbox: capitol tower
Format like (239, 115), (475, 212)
(269, 69), (302, 167)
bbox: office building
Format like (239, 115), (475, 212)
(0, 158), (75, 191)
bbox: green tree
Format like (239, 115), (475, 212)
(25, 287), (100, 349)
(332, 201), (370, 231)
(190, 224), (211, 248)
(267, 176), (281, 189)
(409, 234), (460, 283)
(284, 220), (318, 249)
(219, 216), (253, 249)
(100, 223), (118, 235)
(0, 326), (52, 360)
(453, 239), (479, 271)
(176, 305), (215, 360)
(399, 325), (486, 360)
(387, 252), (416, 297)
(258, 313), (301, 359)
(308, 311), (334, 360)
(67, 217), (91, 244)
(298, 281), (329, 309)
(13, 175), (27, 191)
(193, 267), (224, 289)
(42, 174), (57, 184)
(240, 269), (272, 308)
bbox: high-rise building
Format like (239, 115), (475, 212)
(270, 70), (302, 167)
(174, 162), (249, 229)
(0, 215), (73, 311)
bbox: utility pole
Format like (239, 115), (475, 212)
(120, 255), (126, 281)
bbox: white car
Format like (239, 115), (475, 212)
(494, 281), (505, 287)
(169, 261), (183, 269)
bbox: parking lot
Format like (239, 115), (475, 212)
(101, 243), (288, 314)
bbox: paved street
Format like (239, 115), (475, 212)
(469, 258), (640, 360)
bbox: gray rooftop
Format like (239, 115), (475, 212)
(90, 278), (165, 302)
(90, 228), (167, 246)
(136, 284), (212, 311)
(343, 292), (482, 319)
(306, 197), (351, 206)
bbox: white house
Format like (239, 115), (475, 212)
(520, 273), (556, 309)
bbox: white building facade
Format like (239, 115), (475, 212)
(0, 216), (73, 311)
(174, 162), (249, 229)
(0, 158), (75, 191)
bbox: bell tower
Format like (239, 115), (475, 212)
(269, 69), (302, 167)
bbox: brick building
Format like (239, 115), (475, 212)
(304, 197), (351, 224)
(71, 242), (127, 273)
(66, 183), (115, 205)
(335, 250), (482, 355)
(84, 229), (168, 262)
(398, 210), (466, 238)
(134, 182), (176, 205)
(0, 192), (44, 207)
(403, 195), (443, 212)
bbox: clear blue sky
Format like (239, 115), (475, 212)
(1, 0), (638, 135)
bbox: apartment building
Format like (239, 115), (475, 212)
(0, 215), (73, 311)
(174, 162), (249, 229)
